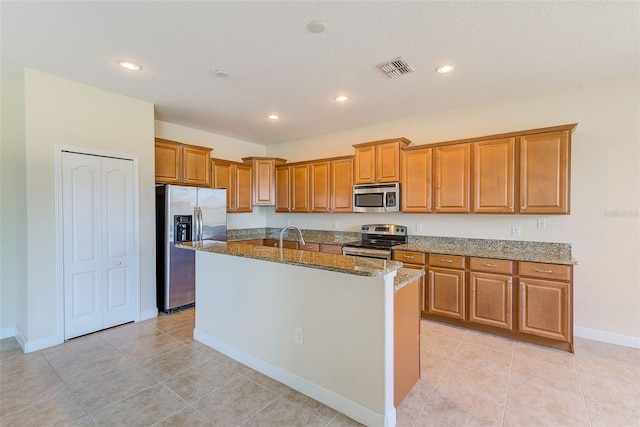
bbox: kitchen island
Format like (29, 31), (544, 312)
(178, 241), (422, 427)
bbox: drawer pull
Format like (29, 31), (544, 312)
(403, 255), (415, 259)
(440, 259), (453, 263)
(482, 263), (498, 268)
(534, 269), (554, 274)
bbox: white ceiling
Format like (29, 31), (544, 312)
(2, 1), (639, 145)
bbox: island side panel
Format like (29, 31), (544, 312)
(194, 251), (392, 424)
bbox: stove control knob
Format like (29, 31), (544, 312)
(398, 227), (404, 233)
(362, 226), (369, 231)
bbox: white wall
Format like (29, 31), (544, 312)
(265, 73), (640, 344)
(3, 69), (155, 346)
(0, 71), (28, 339)
(154, 120), (269, 230)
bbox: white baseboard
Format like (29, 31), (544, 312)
(139, 308), (158, 322)
(574, 326), (640, 349)
(194, 329), (394, 427)
(0, 326), (16, 340)
(13, 326), (62, 353)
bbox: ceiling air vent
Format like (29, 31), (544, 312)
(377, 57), (414, 78)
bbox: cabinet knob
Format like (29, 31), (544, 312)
(520, 281), (525, 286)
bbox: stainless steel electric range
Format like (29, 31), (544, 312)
(341, 224), (408, 260)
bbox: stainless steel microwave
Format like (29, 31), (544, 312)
(353, 182), (400, 212)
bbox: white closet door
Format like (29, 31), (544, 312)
(101, 157), (135, 329)
(62, 152), (135, 339)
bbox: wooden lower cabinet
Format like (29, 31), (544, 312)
(428, 268), (466, 320)
(469, 272), (512, 329)
(262, 239), (298, 249)
(519, 262), (572, 343)
(394, 278), (421, 407)
(299, 242), (320, 252)
(320, 244), (342, 254)
(238, 239), (264, 246)
(411, 252), (574, 352)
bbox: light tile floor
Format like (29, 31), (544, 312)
(0, 308), (638, 426)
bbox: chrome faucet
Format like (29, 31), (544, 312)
(279, 225), (305, 248)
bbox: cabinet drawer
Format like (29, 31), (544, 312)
(320, 244), (342, 254)
(299, 243), (320, 252)
(394, 251), (426, 265)
(429, 254), (465, 269)
(519, 262), (571, 281)
(469, 257), (513, 274)
(263, 239), (298, 249)
(239, 239), (264, 246)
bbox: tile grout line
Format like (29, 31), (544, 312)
(499, 341), (516, 427)
(572, 348), (594, 427)
(410, 324), (466, 427)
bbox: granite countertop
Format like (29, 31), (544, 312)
(394, 268), (425, 291)
(227, 228), (360, 246)
(178, 241), (402, 278)
(393, 241), (576, 265)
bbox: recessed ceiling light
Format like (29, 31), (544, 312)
(334, 95), (350, 102)
(436, 64), (455, 74)
(268, 115), (281, 120)
(212, 70), (230, 78)
(308, 20), (328, 33)
(119, 61), (141, 71)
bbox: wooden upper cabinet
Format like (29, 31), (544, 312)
(275, 165), (291, 212)
(310, 161), (331, 212)
(473, 137), (515, 213)
(242, 157), (287, 205)
(155, 139), (182, 184)
(212, 159), (253, 213)
(401, 147), (432, 212)
(519, 130), (570, 214)
(434, 143), (470, 213)
(331, 157), (354, 212)
(182, 145), (212, 187)
(155, 138), (212, 187)
(291, 164), (310, 213)
(353, 138), (410, 184)
(234, 163), (253, 212)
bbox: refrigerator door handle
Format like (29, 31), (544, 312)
(193, 207), (199, 241)
(198, 207), (204, 240)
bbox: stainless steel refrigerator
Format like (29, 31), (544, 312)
(156, 184), (227, 312)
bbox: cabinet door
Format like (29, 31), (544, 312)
(354, 145), (376, 184)
(469, 272), (513, 329)
(275, 166), (291, 212)
(234, 163), (253, 213)
(473, 138), (515, 213)
(519, 278), (571, 342)
(401, 148), (432, 212)
(310, 161), (331, 212)
(182, 146), (212, 187)
(291, 164), (310, 213)
(155, 140), (182, 184)
(434, 144), (470, 213)
(212, 160), (235, 211)
(428, 268), (466, 319)
(253, 159), (276, 205)
(331, 158), (354, 212)
(520, 130), (570, 214)
(376, 141), (401, 182)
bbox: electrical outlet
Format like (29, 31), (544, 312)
(416, 223), (423, 232)
(512, 226), (521, 237)
(294, 326), (304, 344)
(537, 218), (546, 229)
(333, 221), (339, 230)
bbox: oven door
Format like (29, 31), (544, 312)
(342, 246), (391, 260)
